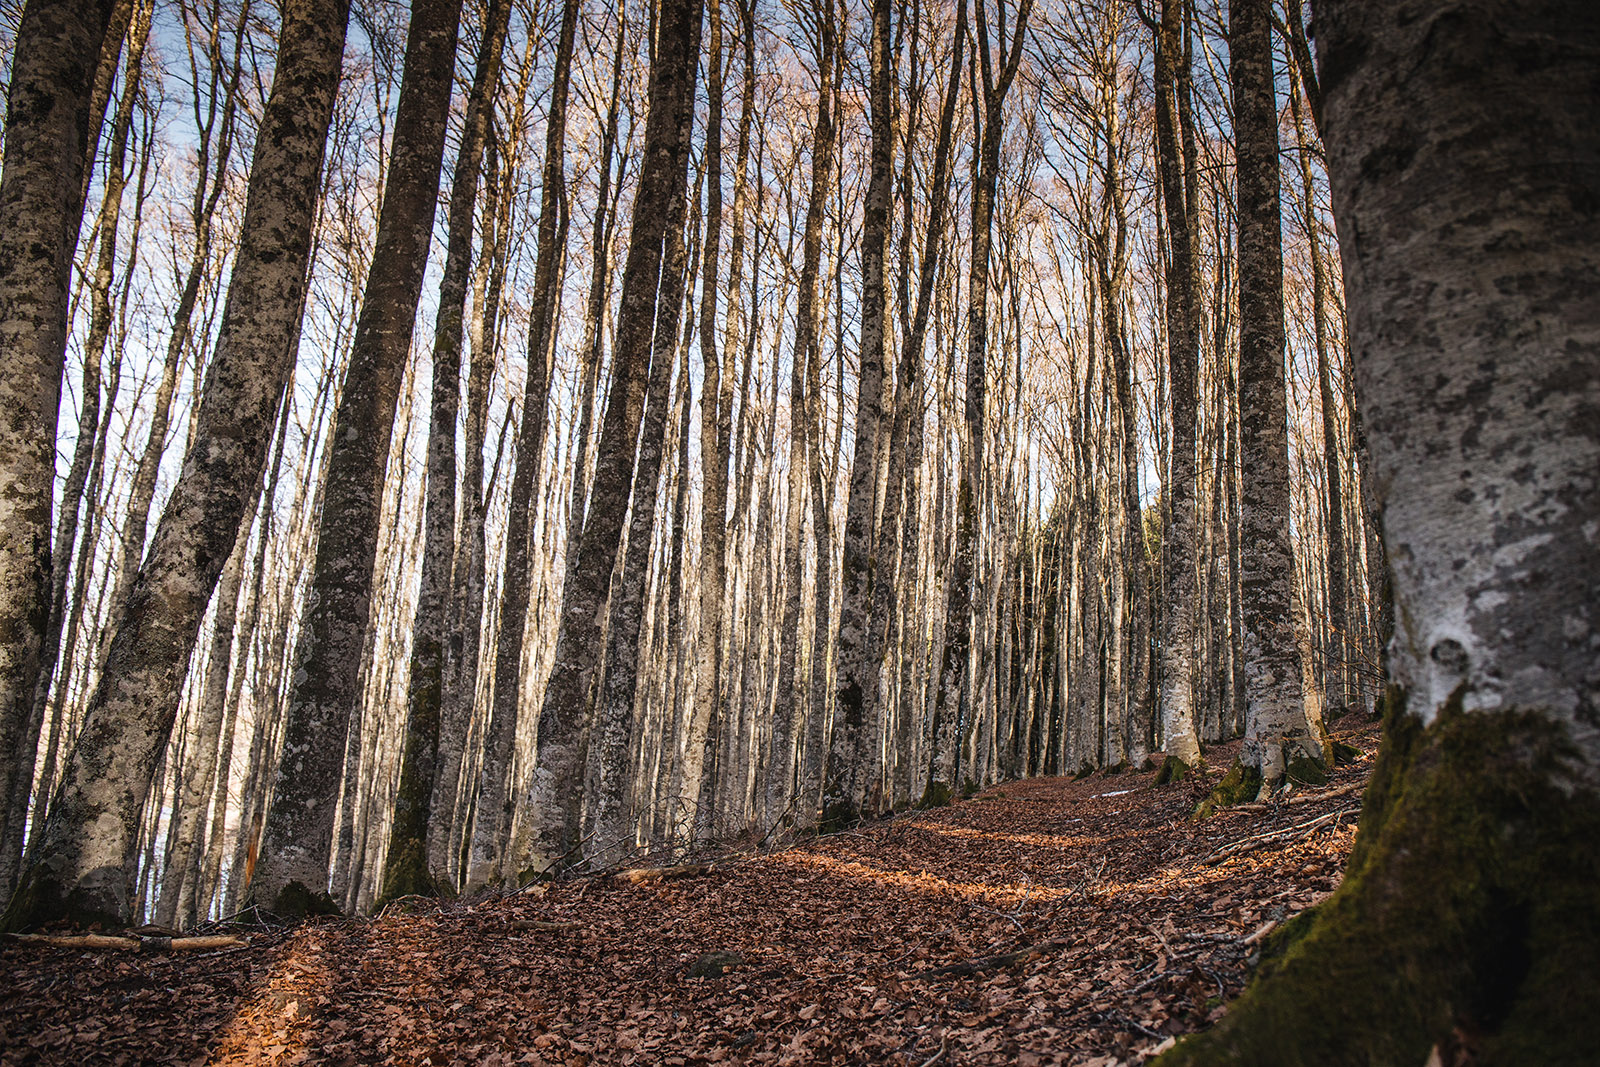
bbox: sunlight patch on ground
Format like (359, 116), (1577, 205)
(773, 850), (1076, 906)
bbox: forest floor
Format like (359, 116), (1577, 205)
(1, 712), (1381, 1067)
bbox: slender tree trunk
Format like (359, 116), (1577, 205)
(5, 0), (350, 929)
(465, 0), (581, 891)
(253, 0), (464, 914)
(1229, 0), (1320, 793)
(685, 0), (729, 843)
(821, 0), (894, 831)
(380, 0), (509, 904)
(521, 0), (704, 874)
(1151, 0), (1202, 769)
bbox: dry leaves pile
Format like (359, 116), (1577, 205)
(1, 714), (1380, 1066)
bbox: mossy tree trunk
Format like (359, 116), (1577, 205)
(1158, 0), (1600, 1061)
(252, 0), (464, 916)
(379, 0), (509, 906)
(0, 0), (122, 904)
(5, 0), (350, 930)
(522, 0), (703, 874)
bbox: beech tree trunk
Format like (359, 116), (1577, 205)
(1229, 0), (1320, 792)
(820, 0), (893, 832)
(1151, 0), (1202, 770)
(253, 0), (464, 915)
(521, 0), (703, 874)
(1159, 2), (1599, 1062)
(466, 0), (580, 891)
(381, 0), (509, 904)
(5, 0), (350, 929)
(0, 0), (122, 902)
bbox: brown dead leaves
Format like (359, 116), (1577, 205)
(0, 715), (1379, 1066)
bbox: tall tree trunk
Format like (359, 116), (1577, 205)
(521, 0), (704, 874)
(380, 0), (509, 903)
(821, 0), (895, 831)
(686, 0), (729, 844)
(0, 0), (123, 900)
(465, 0), (581, 891)
(252, 0), (465, 915)
(765, 0), (839, 833)
(1229, 0), (1320, 793)
(5, 0), (350, 929)
(925, 0), (1030, 806)
(1158, 2), (1600, 1060)
(1151, 0), (1202, 769)
(588, 142), (694, 867)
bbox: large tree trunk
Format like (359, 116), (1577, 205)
(1159, 1), (1600, 1062)
(380, 0), (509, 904)
(5, 0), (350, 930)
(0, 0), (122, 902)
(1229, 0), (1320, 794)
(521, 0), (703, 875)
(252, 0), (464, 915)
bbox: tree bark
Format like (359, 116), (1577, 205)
(253, 0), (464, 915)
(1230, 0), (1320, 792)
(0, 0), (123, 901)
(521, 0), (704, 874)
(465, 0), (581, 891)
(5, 0), (350, 930)
(1158, 1), (1600, 1060)
(1151, 0), (1202, 769)
(820, 0), (894, 832)
(380, 0), (509, 904)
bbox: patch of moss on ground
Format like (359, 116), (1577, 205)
(1154, 695), (1600, 1066)
(1192, 759), (1261, 820)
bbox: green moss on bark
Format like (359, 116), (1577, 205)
(1193, 759), (1262, 820)
(1155, 697), (1600, 1065)
(919, 780), (954, 808)
(1, 870), (125, 933)
(268, 880), (341, 922)
(1155, 755), (1199, 786)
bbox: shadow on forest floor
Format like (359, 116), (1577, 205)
(0, 713), (1380, 1066)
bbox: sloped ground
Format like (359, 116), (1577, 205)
(1, 713), (1381, 1067)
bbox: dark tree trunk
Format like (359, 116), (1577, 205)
(252, 0), (465, 915)
(522, 0), (704, 874)
(380, 0), (509, 904)
(6, 0), (351, 930)
(0, 0), (123, 901)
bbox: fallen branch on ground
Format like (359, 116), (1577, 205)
(613, 863), (712, 886)
(1201, 807), (1358, 866)
(5, 933), (244, 953)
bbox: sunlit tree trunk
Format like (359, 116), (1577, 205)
(1230, 0), (1320, 793)
(254, 0), (465, 914)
